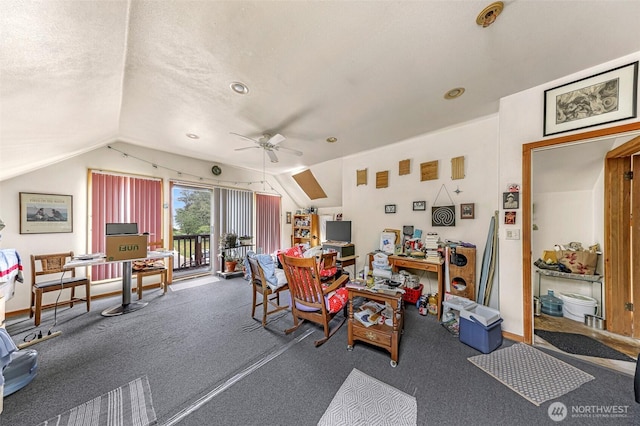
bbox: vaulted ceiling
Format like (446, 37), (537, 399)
(2, 1), (640, 182)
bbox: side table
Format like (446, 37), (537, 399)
(347, 286), (404, 367)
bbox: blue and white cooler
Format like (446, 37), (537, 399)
(459, 305), (503, 354)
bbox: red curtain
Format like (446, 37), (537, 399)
(255, 194), (281, 255)
(91, 172), (162, 280)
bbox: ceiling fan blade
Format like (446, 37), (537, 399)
(230, 132), (260, 145)
(234, 146), (260, 151)
(268, 133), (286, 146)
(274, 146), (303, 156)
(266, 150), (279, 163)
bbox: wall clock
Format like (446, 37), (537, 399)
(211, 165), (222, 176)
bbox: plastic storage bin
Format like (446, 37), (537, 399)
(459, 316), (503, 353)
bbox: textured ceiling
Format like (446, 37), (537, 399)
(2, 1), (640, 182)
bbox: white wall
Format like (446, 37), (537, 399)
(497, 51), (640, 336)
(341, 115), (500, 304)
(0, 142), (296, 312)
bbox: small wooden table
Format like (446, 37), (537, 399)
(347, 285), (404, 367)
(388, 255), (444, 319)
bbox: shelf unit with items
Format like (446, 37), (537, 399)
(292, 213), (320, 247)
(216, 245), (253, 279)
(535, 268), (603, 316)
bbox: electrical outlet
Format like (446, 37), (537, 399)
(505, 229), (521, 240)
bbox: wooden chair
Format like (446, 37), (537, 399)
(319, 251), (339, 283)
(133, 239), (169, 300)
(247, 255), (289, 327)
(281, 254), (349, 347)
(30, 251), (90, 326)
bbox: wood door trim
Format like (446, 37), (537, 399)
(522, 121), (640, 344)
(633, 156), (640, 337)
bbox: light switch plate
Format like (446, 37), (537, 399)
(505, 228), (521, 240)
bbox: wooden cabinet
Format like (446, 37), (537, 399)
(292, 213), (320, 247)
(347, 286), (404, 367)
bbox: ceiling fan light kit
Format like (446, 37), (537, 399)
(231, 131), (303, 163)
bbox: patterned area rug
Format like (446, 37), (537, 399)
(468, 343), (594, 406)
(38, 376), (157, 426)
(534, 329), (635, 362)
(318, 368), (417, 426)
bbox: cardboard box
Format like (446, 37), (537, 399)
(106, 235), (148, 261)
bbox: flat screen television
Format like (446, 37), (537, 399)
(106, 222), (139, 236)
(325, 220), (351, 243)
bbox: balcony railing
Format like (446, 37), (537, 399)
(173, 234), (211, 272)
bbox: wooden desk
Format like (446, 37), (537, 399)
(388, 255), (445, 319)
(347, 286), (404, 367)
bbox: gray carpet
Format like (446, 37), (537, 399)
(468, 343), (595, 406)
(38, 376), (156, 426)
(3, 276), (638, 425)
(535, 329), (635, 362)
(318, 368), (417, 426)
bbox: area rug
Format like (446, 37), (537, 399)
(534, 329), (635, 362)
(318, 368), (417, 426)
(38, 376), (157, 426)
(468, 343), (594, 406)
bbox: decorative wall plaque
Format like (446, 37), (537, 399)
(399, 159), (411, 176)
(356, 169), (367, 186)
(451, 156), (465, 180)
(376, 171), (389, 188)
(420, 160), (438, 181)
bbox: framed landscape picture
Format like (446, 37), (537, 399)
(543, 61), (638, 136)
(412, 201), (426, 211)
(20, 192), (73, 234)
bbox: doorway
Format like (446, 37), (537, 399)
(522, 122), (640, 345)
(171, 183), (213, 279)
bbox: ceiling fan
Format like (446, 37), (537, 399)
(231, 132), (303, 163)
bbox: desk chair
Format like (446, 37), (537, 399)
(247, 254), (289, 327)
(319, 251), (339, 283)
(281, 254), (348, 347)
(30, 251), (90, 326)
(133, 240), (169, 299)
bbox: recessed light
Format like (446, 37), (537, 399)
(444, 87), (465, 100)
(326, 137), (338, 143)
(476, 2), (504, 28)
(230, 81), (249, 95)
(186, 133), (199, 139)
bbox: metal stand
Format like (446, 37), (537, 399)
(102, 260), (148, 316)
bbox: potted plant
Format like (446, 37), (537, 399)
(219, 232), (238, 250)
(224, 249), (240, 272)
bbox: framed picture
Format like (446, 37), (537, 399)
(503, 192), (519, 209)
(385, 204), (396, 214)
(286, 211), (292, 224)
(544, 61), (638, 136)
(20, 192), (73, 234)
(412, 201), (426, 211)
(460, 203), (475, 219)
(505, 211), (517, 225)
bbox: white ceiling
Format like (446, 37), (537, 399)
(2, 1), (640, 182)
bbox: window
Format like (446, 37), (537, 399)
(90, 171), (162, 281)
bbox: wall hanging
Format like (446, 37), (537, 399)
(376, 171), (389, 188)
(461, 203), (475, 219)
(431, 185), (455, 227)
(451, 156), (465, 180)
(543, 61), (638, 136)
(385, 204), (396, 214)
(20, 192), (73, 234)
(420, 160), (438, 181)
(412, 201), (426, 211)
(399, 159), (411, 176)
(357, 169), (367, 186)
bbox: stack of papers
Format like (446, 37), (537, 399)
(353, 301), (386, 327)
